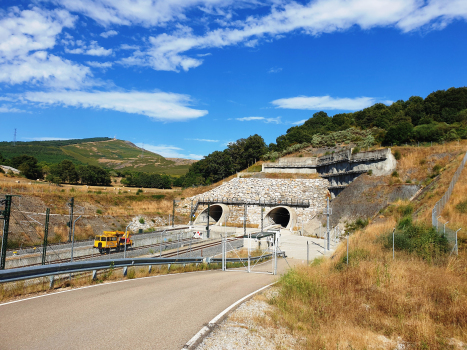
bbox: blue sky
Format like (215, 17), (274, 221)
(0, 0), (466, 159)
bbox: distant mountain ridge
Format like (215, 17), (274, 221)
(0, 137), (192, 176)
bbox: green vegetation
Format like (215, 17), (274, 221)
(393, 149), (401, 160)
(177, 134), (267, 187)
(139, 218), (145, 224)
(0, 138), (191, 176)
(0, 138), (110, 163)
(383, 216), (449, 262)
(455, 199), (467, 213)
(269, 87), (467, 151)
(121, 172), (172, 189)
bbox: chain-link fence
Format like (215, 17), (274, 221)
(431, 151), (467, 254)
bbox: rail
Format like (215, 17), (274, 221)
(320, 169), (368, 178)
(197, 198), (310, 208)
(0, 257), (204, 283)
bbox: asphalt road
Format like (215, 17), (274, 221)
(0, 259), (293, 350)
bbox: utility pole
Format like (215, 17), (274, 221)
(0, 195), (13, 270)
(68, 197), (74, 242)
(261, 204), (264, 232)
(42, 208), (50, 265)
(206, 203), (210, 238)
(172, 199), (175, 228)
(325, 197), (331, 251)
(190, 199), (193, 226)
(243, 204), (247, 237)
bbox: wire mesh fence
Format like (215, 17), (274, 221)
(431, 151), (467, 254)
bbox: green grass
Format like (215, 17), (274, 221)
(0, 138), (192, 175)
(62, 139), (191, 175)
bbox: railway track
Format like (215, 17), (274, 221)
(9, 236), (244, 268)
(5, 226), (190, 257)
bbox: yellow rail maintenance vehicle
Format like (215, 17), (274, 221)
(94, 231), (133, 254)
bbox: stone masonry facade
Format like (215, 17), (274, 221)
(178, 178), (329, 228)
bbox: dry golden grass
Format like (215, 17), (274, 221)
(269, 217), (467, 349)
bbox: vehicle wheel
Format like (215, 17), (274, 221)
(116, 246), (121, 252)
(107, 248), (111, 254)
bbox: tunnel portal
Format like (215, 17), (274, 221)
(265, 207), (291, 228)
(194, 204), (229, 226)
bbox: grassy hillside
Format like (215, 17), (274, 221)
(266, 142), (467, 349)
(0, 138), (193, 175)
(0, 137), (110, 164)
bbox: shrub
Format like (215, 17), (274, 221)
(391, 170), (399, 177)
(335, 248), (370, 270)
(352, 147), (360, 154)
(139, 217), (145, 224)
(383, 217), (449, 262)
(151, 194), (165, 200)
(393, 150), (401, 160)
(367, 169), (373, 176)
(96, 209), (103, 214)
(419, 159), (426, 165)
(127, 268), (136, 279)
(455, 199), (467, 213)
(432, 164), (442, 174)
(397, 204), (413, 217)
(136, 189), (143, 195)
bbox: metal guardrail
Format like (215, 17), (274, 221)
(320, 169), (368, 178)
(209, 253), (281, 263)
(0, 257), (204, 283)
(197, 198), (310, 208)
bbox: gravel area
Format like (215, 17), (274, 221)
(196, 287), (298, 350)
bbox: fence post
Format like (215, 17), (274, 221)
(42, 208), (50, 265)
(346, 234), (349, 265)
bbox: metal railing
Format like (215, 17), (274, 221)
(0, 257), (204, 283)
(197, 197), (310, 208)
(432, 150), (467, 255)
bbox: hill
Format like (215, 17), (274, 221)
(0, 138), (193, 176)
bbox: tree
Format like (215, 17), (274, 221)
(10, 155), (43, 179)
(77, 165), (110, 186)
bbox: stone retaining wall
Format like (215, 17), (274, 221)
(179, 178), (329, 230)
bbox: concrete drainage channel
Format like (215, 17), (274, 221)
(182, 282), (277, 350)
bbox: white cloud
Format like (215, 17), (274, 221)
(185, 138), (219, 142)
(268, 67), (282, 73)
(22, 90), (208, 121)
(0, 7), (92, 88)
(100, 30), (118, 38)
(0, 7), (76, 61)
(292, 119), (307, 125)
(0, 105), (27, 113)
(142, 144), (203, 160)
(65, 40), (113, 56)
(0, 51), (92, 89)
(118, 0), (467, 72)
(55, 0), (260, 27)
(86, 61), (113, 68)
(120, 44), (139, 50)
(271, 96), (391, 111)
(236, 116), (281, 124)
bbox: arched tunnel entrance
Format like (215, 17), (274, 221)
(194, 204), (230, 226)
(264, 206), (296, 229)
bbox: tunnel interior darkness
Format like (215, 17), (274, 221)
(266, 207), (290, 228)
(208, 205), (223, 222)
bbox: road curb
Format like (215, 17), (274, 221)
(182, 281), (277, 350)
